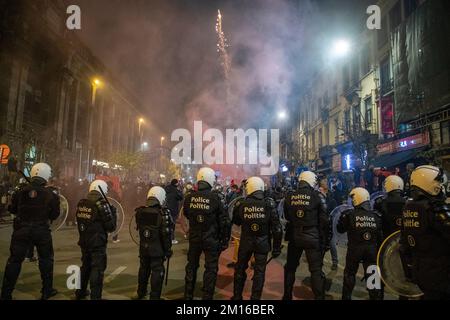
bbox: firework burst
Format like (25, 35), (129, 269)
(215, 9), (231, 107)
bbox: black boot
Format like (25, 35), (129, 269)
(75, 289), (90, 300)
(282, 270), (296, 300)
(41, 288), (58, 300)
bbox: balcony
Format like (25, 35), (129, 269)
(344, 84), (362, 105)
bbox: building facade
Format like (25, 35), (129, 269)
(0, 0), (149, 180)
(292, 0), (450, 175)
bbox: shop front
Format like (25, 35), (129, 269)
(373, 131), (430, 169)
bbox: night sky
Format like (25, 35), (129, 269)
(68, 0), (371, 136)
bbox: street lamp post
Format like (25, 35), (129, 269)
(87, 78), (102, 178)
(138, 118), (144, 134)
(138, 118), (145, 149)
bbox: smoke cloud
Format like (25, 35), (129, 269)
(70, 0), (370, 135)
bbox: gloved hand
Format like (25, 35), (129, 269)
(271, 248), (281, 259)
(165, 249), (173, 259)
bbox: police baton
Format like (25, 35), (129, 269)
(18, 171), (31, 184)
(266, 245), (284, 266)
(98, 185), (113, 210)
(165, 257), (170, 286)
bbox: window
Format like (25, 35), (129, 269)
(441, 121), (450, 145)
(365, 97), (373, 128)
(311, 132), (316, 152)
(378, 16), (388, 49)
(380, 57), (392, 94)
(361, 45), (370, 76)
(335, 118), (340, 142)
(352, 105), (361, 131)
(404, 0), (418, 18)
(389, 1), (402, 31)
(325, 123), (330, 146)
(318, 128), (323, 148)
(344, 110), (351, 134)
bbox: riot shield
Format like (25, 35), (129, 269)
(377, 230), (423, 298)
(129, 214), (139, 245)
(370, 191), (386, 209)
(227, 196), (244, 240)
(330, 204), (353, 246)
(277, 198), (287, 230)
(109, 197), (125, 237)
(50, 194), (69, 232)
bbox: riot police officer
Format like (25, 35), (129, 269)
(75, 180), (117, 300)
(337, 187), (382, 300)
(283, 171), (329, 300)
(134, 186), (172, 300)
(1, 163), (60, 300)
(373, 175), (407, 299)
(374, 175), (406, 238)
(400, 165), (450, 300)
(231, 177), (282, 300)
(183, 167), (230, 300)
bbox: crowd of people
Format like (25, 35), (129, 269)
(0, 162), (449, 301)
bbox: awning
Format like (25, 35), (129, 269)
(372, 148), (425, 168)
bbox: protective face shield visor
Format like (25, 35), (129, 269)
(432, 167), (446, 196)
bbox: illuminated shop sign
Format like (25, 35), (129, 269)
(377, 132), (430, 156)
(92, 160), (123, 170)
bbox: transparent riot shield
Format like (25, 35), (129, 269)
(50, 194), (69, 232)
(109, 197), (125, 238)
(129, 213), (139, 245)
(277, 198), (287, 230)
(331, 204), (353, 246)
(377, 230), (423, 298)
(370, 191), (386, 209)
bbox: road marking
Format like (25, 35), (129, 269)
(104, 266), (127, 284)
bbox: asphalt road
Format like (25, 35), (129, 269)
(0, 216), (395, 300)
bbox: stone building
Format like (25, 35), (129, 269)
(0, 0), (151, 179)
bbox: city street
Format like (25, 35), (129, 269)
(0, 215), (393, 300)
(1, 0), (448, 306)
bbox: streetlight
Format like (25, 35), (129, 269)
(91, 78), (102, 105)
(278, 110), (287, 120)
(160, 136), (165, 147)
(138, 118), (144, 133)
(331, 39), (351, 58)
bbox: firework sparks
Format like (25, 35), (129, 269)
(215, 9), (231, 106)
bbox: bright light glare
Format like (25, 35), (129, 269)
(278, 111), (287, 120)
(332, 39), (351, 58)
